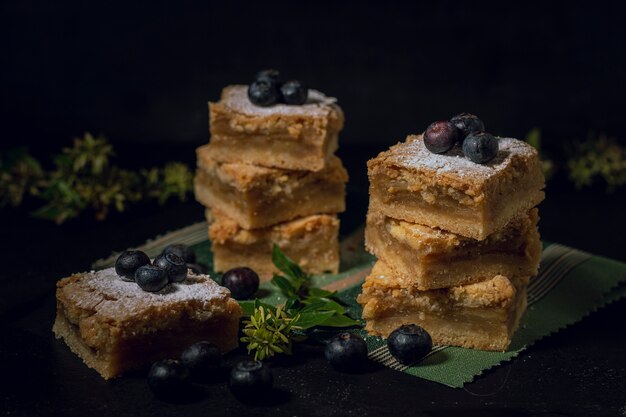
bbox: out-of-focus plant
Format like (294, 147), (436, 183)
(0, 133), (194, 224)
(566, 133), (626, 192)
(0, 148), (45, 207)
(143, 162), (194, 205)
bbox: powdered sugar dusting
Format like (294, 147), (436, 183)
(390, 135), (537, 181)
(82, 267), (229, 306)
(221, 85), (339, 117)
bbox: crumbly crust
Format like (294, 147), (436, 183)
(364, 208), (541, 289)
(358, 260), (524, 311)
(53, 269), (242, 379)
(358, 261), (528, 350)
(194, 147), (347, 229)
(196, 144), (348, 191)
(368, 134), (545, 239)
(208, 210), (340, 280)
(361, 287), (527, 351)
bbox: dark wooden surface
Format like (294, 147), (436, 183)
(2, 144), (626, 417)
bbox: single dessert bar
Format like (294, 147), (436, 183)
(208, 209), (340, 281)
(53, 270), (242, 379)
(365, 208), (541, 290)
(368, 134), (545, 240)
(195, 145), (348, 229)
(357, 260), (528, 351)
(208, 85), (344, 171)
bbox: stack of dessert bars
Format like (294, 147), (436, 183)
(194, 85), (348, 281)
(358, 134), (545, 351)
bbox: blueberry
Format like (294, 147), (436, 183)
(114, 250), (150, 281)
(248, 80), (279, 106)
(449, 113), (485, 139)
(229, 360), (273, 397)
(221, 267), (260, 300)
(147, 359), (190, 398)
(462, 131), (499, 164)
(324, 332), (368, 371)
(423, 120), (459, 154)
(186, 263), (207, 275)
(162, 243), (196, 263)
(153, 252), (187, 283)
(135, 265), (169, 292)
(180, 341), (221, 377)
(254, 69), (281, 86)
(280, 80), (308, 105)
(387, 324), (433, 365)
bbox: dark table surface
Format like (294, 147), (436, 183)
(2, 145), (626, 417)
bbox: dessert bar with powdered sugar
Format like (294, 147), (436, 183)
(53, 268), (242, 379)
(208, 85), (344, 172)
(368, 134), (545, 240)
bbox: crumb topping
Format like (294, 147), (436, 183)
(57, 267), (232, 320)
(209, 210), (339, 244)
(360, 261), (522, 310)
(196, 145), (348, 191)
(384, 134), (538, 181)
(219, 85), (339, 117)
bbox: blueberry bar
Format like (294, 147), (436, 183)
(53, 269), (242, 379)
(208, 85), (344, 171)
(367, 135), (545, 240)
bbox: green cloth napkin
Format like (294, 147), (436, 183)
(94, 223), (626, 388)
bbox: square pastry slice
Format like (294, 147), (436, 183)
(368, 134), (545, 240)
(357, 261), (528, 351)
(208, 85), (344, 171)
(208, 209), (340, 281)
(365, 208), (541, 290)
(195, 144), (348, 229)
(53, 270), (242, 379)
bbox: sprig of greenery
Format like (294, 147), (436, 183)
(566, 134), (626, 191)
(270, 245), (359, 329)
(0, 148), (45, 207)
(143, 162), (194, 204)
(241, 246), (360, 360)
(241, 302), (301, 361)
(0, 133), (194, 223)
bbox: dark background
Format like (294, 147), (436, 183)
(2, 0), (626, 151)
(2, 1), (626, 416)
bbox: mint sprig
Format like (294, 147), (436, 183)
(240, 245), (359, 360)
(270, 245), (359, 329)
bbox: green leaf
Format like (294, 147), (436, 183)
(295, 310), (336, 329)
(302, 298), (346, 314)
(308, 287), (335, 298)
(238, 301), (256, 316)
(239, 299), (274, 317)
(271, 274), (297, 297)
(284, 297), (299, 312)
(271, 245), (306, 283)
(317, 314), (360, 328)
